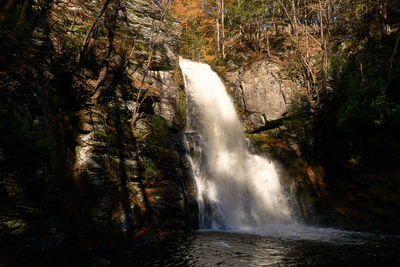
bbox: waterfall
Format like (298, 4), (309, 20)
(180, 59), (293, 232)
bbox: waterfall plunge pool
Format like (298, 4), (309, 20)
(114, 59), (397, 266)
(69, 59), (400, 266)
(123, 230), (400, 266)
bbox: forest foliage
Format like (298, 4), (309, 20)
(170, 0), (400, 169)
(0, 0), (399, 169)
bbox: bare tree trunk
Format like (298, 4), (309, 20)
(76, 0), (111, 65)
(145, 1), (170, 69)
(256, 20), (260, 53)
(379, 0), (390, 35)
(273, 2), (278, 35)
(216, 17), (220, 54)
(130, 2), (171, 131)
(326, 0), (332, 37)
(90, 41), (113, 104)
(277, 0), (297, 45)
(221, 0), (225, 59)
(13, 0), (32, 30)
(304, 0), (310, 92)
(239, 24), (244, 46)
(318, 0), (327, 87)
(90, 0), (118, 104)
(291, 0), (299, 48)
(1, 0), (19, 14)
(0, 0), (19, 27)
(390, 34), (400, 67)
(266, 29), (271, 56)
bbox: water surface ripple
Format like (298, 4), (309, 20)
(127, 231), (400, 266)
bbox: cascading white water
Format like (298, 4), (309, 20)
(180, 59), (293, 232)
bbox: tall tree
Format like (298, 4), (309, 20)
(90, 0), (120, 104)
(13, 0), (32, 30)
(76, 0), (111, 65)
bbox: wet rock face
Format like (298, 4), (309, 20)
(225, 61), (298, 131)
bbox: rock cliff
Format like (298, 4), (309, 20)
(225, 59), (400, 233)
(69, 0), (187, 241)
(1, 1), (399, 264)
(0, 0), (190, 263)
(225, 60), (298, 132)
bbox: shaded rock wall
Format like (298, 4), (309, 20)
(226, 59), (400, 233)
(1, 0), (189, 263)
(0, 25), (74, 263)
(64, 0), (188, 243)
(250, 129), (400, 232)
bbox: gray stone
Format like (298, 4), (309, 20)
(122, 0), (181, 70)
(225, 60), (298, 131)
(57, 0), (187, 239)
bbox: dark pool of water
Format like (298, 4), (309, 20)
(122, 229), (400, 267)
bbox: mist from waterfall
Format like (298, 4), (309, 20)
(180, 59), (293, 233)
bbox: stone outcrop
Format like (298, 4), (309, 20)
(3, 2), (399, 265)
(232, 60), (400, 233)
(225, 61), (298, 132)
(251, 129), (400, 232)
(0, 25), (72, 264)
(66, 0), (187, 243)
(1, 1), (187, 263)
